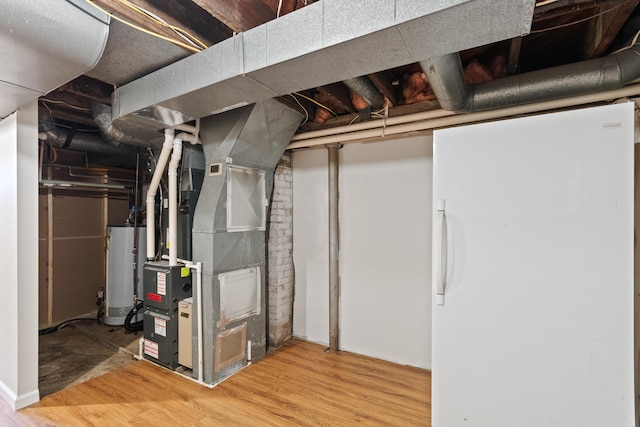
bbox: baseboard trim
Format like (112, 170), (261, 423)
(0, 381), (39, 411)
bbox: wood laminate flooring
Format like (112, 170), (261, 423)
(3, 339), (431, 426)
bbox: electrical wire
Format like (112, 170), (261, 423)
(347, 107), (388, 125)
(288, 94), (309, 125)
(293, 92), (338, 116)
(39, 317), (96, 336)
(83, 0), (201, 53)
(115, 0), (208, 50)
(535, 0), (562, 7)
(49, 122), (100, 132)
(530, 0), (635, 34)
(610, 28), (640, 54)
(40, 99), (92, 112)
(46, 144), (58, 163)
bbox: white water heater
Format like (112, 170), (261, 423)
(105, 225), (146, 326)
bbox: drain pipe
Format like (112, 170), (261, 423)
(327, 143), (341, 353)
(288, 84), (640, 149)
(147, 129), (175, 260)
(421, 42), (640, 113)
(167, 135), (183, 266)
(160, 254), (204, 385)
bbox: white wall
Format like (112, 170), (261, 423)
(293, 135), (433, 368)
(0, 102), (40, 410)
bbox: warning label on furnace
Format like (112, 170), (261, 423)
(157, 271), (166, 296)
(154, 317), (167, 337)
(144, 339), (159, 359)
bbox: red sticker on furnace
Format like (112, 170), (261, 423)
(147, 293), (162, 302)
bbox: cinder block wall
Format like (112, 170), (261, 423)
(267, 152), (295, 348)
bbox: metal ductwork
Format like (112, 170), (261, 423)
(191, 99), (302, 385)
(91, 102), (154, 148)
(343, 76), (385, 109)
(39, 120), (136, 156)
(0, 0), (109, 118)
(421, 44), (640, 113)
(112, 0), (534, 134)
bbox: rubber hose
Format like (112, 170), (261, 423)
(124, 301), (144, 333)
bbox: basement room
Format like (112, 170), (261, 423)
(1, 0), (640, 426)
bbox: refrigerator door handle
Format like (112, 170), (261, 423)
(435, 199), (446, 306)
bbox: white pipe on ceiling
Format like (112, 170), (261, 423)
(288, 84), (640, 149)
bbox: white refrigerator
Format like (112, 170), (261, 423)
(431, 103), (635, 426)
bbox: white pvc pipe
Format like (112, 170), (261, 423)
(288, 83), (640, 149)
(168, 256), (204, 384)
(171, 124), (202, 144)
(134, 337), (144, 360)
(168, 135), (183, 266)
(138, 259), (206, 387)
(171, 123), (197, 133)
(146, 129), (174, 260)
(191, 262), (204, 383)
(39, 179), (126, 190)
(290, 108), (455, 142)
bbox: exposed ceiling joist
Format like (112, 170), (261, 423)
(368, 71), (400, 106)
(317, 83), (355, 114)
(191, 0), (316, 33)
(58, 76), (113, 105)
(584, 0), (639, 57)
(39, 108), (98, 128)
(508, 37), (523, 74)
(30, 0), (640, 162)
(191, 0), (273, 32)
(91, 0), (231, 50)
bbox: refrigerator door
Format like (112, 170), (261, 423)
(432, 103), (635, 426)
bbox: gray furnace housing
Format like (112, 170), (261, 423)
(191, 99), (302, 385)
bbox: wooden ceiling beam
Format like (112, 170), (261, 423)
(368, 71), (399, 106)
(39, 107), (97, 128)
(507, 36), (522, 75)
(91, 0), (231, 51)
(191, 0), (277, 32)
(192, 0), (317, 33)
(58, 76), (114, 105)
(39, 92), (94, 114)
(134, 0), (232, 45)
(317, 83), (355, 114)
(583, 0), (639, 58)
(534, 0), (598, 21)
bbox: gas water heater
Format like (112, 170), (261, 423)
(104, 225), (146, 326)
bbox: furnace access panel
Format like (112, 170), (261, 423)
(143, 262), (192, 369)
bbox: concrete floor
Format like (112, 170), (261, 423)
(39, 320), (142, 397)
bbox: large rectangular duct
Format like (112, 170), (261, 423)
(192, 98), (303, 385)
(0, 0), (109, 119)
(111, 0), (533, 132)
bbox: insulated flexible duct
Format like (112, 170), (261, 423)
(421, 43), (640, 113)
(91, 101), (152, 148)
(39, 120), (136, 156)
(343, 76), (385, 110)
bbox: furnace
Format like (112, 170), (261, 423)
(140, 99), (302, 386)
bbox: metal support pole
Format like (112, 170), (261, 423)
(327, 143), (341, 352)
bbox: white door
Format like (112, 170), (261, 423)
(432, 103), (635, 426)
